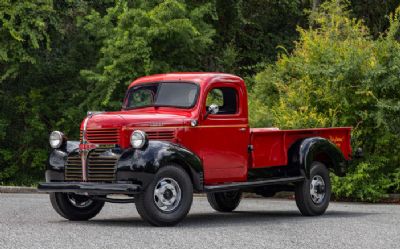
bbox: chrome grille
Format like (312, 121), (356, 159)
(87, 148), (118, 182)
(64, 148), (118, 182)
(146, 130), (175, 141)
(80, 128), (119, 144)
(65, 153), (83, 181)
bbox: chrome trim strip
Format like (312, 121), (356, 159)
(80, 112), (103, 181)
(82, 116), (89, 145)
(81, 116), (90, 181)
(80, 150), (88, 181)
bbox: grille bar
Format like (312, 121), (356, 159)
(64, 147), (118, 182)
(146, 130), (175, 141)
(80, 128), (119, 144)
(65, 154), (83, 181)
(86, 148), (118, 182)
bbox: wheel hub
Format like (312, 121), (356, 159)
(67, 193), (93, 208)
(153, 178), (182, 212)
(163, 189), (173, 200)
(310, 175), (326, 204)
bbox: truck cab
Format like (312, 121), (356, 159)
(39, 73), (352, 226)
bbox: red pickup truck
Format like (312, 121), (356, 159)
(39, 73), (352, 226)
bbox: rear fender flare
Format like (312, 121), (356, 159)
(289, 137), (346, 178)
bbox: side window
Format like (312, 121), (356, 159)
(206, 87), (238, 115)
(206, 88), (224, 107)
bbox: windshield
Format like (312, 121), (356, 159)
(124, 82), (199, 109)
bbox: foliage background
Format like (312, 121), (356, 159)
(0, 0), (399, 201)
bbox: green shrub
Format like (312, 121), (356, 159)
(252, 0), (400, 201)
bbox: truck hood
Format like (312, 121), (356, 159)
(81, 111), (188, 130)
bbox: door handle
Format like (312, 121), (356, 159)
(239, 128), (246, 132)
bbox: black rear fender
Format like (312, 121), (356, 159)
(288, 137), (347, 178)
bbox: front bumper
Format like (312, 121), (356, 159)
(37, 182), (142, 195)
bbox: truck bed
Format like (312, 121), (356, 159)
(250, 127), (352, 168)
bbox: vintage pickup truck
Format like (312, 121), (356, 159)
(38, 73), (353, 226)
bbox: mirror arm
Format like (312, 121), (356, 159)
(203, 111), (211, 120)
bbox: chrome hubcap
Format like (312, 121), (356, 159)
(153, 178), (182, 212)
(67, 194), (93, 208)
(310, 175), (326, 204)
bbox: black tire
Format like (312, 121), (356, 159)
(207, 190), (242, 212)
(295, 161), (331, 216)
(135, 165), (193, 226)
(49, 193), (104, 221)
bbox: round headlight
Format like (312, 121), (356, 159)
(49, 131), (65, 149)
(130, 130), (147, 149)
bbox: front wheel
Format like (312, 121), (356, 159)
(135, 165), (193, 226)
(50, 193), (104, 221)
(207, 190), (242, 212)
(295, 161), (331, 216)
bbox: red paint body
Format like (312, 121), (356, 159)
(80, 73), (352, 185)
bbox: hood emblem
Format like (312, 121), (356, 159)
(148, 122), (164, 127)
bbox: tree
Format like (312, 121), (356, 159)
(0, 0), (111, 184)
(0, 0), (56, 184)
(211, 0), (309, 78)
(79, 0), (215, 109)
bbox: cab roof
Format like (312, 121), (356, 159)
(128, 72), (244, 89)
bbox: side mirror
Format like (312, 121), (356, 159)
(204, 104), (219, 119)
(354, 147), (363, 158)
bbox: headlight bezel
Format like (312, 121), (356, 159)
(49, 131), (65, 149)
(130, 130), (147, 149)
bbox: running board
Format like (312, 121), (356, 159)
(92, 196), (135, 203)
(204, 176), (305, 192)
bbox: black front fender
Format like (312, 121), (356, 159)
(289, 137), (347, 178)
(116, 141), (203, 191)
(46, 141), (80, 181)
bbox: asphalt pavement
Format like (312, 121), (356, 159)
(0, 193), (399, 249)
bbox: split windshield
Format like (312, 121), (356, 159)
(124, 82), (199, 109)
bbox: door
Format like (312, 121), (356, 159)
(199, 84), (249, 184)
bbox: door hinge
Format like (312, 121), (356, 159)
(248, 145), (254, 153)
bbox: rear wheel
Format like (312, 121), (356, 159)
(50, 193), (104, 221)
(207, 190), (242, 212)
(295, 161), (331, 216)
(135, 165), (193, 226)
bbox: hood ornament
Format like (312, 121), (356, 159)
(87, 111), (104, 116)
